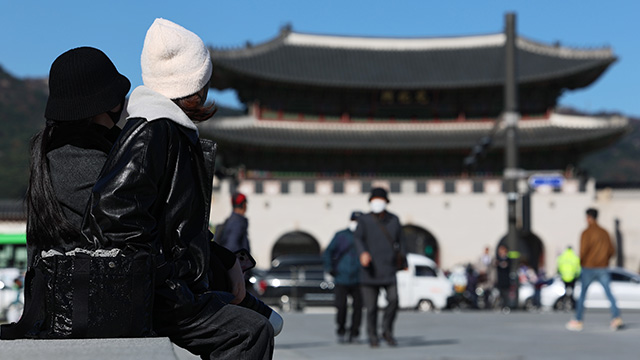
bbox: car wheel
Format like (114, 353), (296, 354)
(524, 297), (535, 312)
(553, 297), (573, 312)
(417, 299), (434, 312)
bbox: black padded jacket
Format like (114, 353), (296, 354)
(82, 117), (219, 319)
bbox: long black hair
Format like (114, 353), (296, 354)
(25, 120), (87, 248)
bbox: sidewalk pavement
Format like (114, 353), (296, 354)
(3, 308), (634, 359)
(175, 308), (640, 360)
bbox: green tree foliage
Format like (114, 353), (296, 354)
(0, 65), (47, 199)
(579, 117), (640, 183)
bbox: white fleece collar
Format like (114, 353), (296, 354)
(124, 85), (198, 134)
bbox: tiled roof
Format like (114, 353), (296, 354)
(210, 30), (615, 90)
(198, 113), (629, 151)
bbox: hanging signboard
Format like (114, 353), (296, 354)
(528, 173), (565, 189)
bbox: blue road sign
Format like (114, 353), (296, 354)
(528, 173), (564, 188)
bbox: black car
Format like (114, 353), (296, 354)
(253, 254), (335, 311)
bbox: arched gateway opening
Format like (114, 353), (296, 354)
(402, 225), (440, 265)
(271, 231), (321, 260)
(497, 231), (545, 271)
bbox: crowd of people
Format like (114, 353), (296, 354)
(322, 205), (624, 350)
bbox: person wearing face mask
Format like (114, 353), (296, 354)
(82, 19), (274, 359)
(323, 211), (364, 344)
(354, 187), (406, 348)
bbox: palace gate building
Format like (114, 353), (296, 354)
(197, 26), (632, 272)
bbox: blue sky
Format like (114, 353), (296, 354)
(1, 1), (638, 116)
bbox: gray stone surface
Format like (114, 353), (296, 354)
(0, 337), (179, 360)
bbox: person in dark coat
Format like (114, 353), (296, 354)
(323, 211), (363, 344)
(354, 188), (406, 348)
(211, 192), (282, 330)
(216, 192), (251, 253)
(82, 19), (274, 359)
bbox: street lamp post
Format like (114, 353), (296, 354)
(504, 12), (521, 309)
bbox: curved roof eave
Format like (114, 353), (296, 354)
(210, 30), (616, 90)
(211, 61), (615, 91)
(198, 113), (629, 151)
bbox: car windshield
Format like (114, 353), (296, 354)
(268, 256), (325, 280)
(416, 265), (437, 277)
(611, 272), (633, 282)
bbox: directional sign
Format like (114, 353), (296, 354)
(528, 173), (565, 188)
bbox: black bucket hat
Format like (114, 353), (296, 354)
(369, 187), (390, 202)
(45, 47), (131, 121)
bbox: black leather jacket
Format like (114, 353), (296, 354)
(82, 117), (217, 317)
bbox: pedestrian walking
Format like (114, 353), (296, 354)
(495, 244), (511, 310)
(323, 211), (363, 344)
(354, 187), (407, 348)
(566, 208), (623, 331)
(557, 245), (581, 309)
(476, 246), (495, 309)
(216, 192), (251, 253)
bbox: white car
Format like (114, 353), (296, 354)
(379, 254), (453, 311)
(522, 267), (640, 310)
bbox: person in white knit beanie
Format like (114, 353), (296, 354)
(141, 18), (212, 100)
(82, 18), (275, 360)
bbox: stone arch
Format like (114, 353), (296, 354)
(271, 231), (321, 260)
(497, 230), (545, 271)
(402, 225), (440, 265)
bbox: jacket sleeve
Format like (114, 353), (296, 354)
(354, 217), (367, 255)
(82, 119), (169, 252)
(323, 235), (337, 272)
(211, 241), (236, 270)
(242, 221), (251, 255)
(395, 216), (407, 255)
(223, 217), (245, 252)
(606, 230), (615, 261)
(579, 230), (588, 267)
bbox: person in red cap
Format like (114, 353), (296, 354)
(216, 192), (250, 253)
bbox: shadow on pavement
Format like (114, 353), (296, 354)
(276, 341), (334, 350)
(396, 337), (459, 348)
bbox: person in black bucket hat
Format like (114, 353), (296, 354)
(26, 47), (130, 265)
(355, 186), (406, 348)
(45, 47), (130, 122)
(12, 47), (132, 339)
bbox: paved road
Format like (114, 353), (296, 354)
(175, 308), (640, 360)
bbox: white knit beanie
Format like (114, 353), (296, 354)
(141, 18), (213, 100)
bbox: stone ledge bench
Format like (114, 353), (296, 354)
(0, 337), (189, 360)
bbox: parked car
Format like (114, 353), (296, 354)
(253, 254), (335, 311)
(379, 254), (453, 312)
(522, 267), (640, 311)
